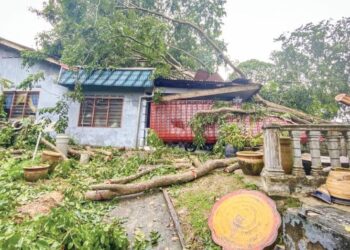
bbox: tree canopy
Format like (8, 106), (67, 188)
(30, 0), (231, 78)
(240, 17), (350, 119)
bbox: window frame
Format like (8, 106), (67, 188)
(3, 91), (40, 119)
(78, 95), (124, 128)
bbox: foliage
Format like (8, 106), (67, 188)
(13, 119), (47, 149)
(132, 230), (160, 249)
(242, 17), (350, 119)
(214, 123), (263, 155)
(31, 0), (228, 77)
(189, 113), (226, 147)
(0, 126), (15, 146)
(236, 59), (275, 83)
(40, 100), (69, 134)
(146, 129), (164, 148)
(152, 89), (163, 104)
(0, 145), (195, 249)
(21, 50), (48, 67)
(40, 83), (84, 134)
(18, 72), (45, 90)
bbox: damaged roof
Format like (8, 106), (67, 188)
(58, 68), (154, 88)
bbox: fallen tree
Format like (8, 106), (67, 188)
(254, 94), (329, 124)
(85, 158), (237, 201)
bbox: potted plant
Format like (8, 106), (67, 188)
(22, 159), (49, 182)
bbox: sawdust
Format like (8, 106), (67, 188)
(17, 191), (64, 218)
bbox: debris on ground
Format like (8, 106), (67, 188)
(17, 191), (64, 218)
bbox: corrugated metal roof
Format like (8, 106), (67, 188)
(58, 68), (154, 88)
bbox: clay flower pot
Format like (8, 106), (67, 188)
(41, 150), (62, 173)
(236, 151), (264, 176)
(23, 165), (49, 182)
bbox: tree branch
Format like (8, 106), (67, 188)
(116, 4), (245, 78)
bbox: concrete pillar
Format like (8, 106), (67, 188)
(262, 125), (284, 175)
(327, 131), (341, 168)
(291, 130), (305, 177)
(309, 131), (322, 176)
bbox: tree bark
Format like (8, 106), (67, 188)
(86, 158), (237, 200)
(224, 163), (240, 173)
(106, 165), (171, 184)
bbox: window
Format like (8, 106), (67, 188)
(3, 91), (39, 119)
(78, 96), (123, 127)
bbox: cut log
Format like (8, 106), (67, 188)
(86, 158), (237, 200)
(189, 156), (202, 168)
(162, 84), (261, 102)
(40, 138), (68, 160)
(224, 163), (240, 173)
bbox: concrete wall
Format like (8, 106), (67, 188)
(283, 206), (350, 250)
(0, 45), (149, 148)
(66, 89), (149, 148)
(0, 45), (67, 113)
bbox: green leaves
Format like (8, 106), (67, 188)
(32, 0), (227, 77)
(17, 72), (45, 90)
(242, 17), (350, 119)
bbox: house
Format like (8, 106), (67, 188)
(0, 37), (66, 121)
(0, 37), (154, 148)
(58, 68), (153, 148)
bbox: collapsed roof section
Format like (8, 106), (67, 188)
(154, 77), (261, 101)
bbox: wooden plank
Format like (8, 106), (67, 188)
(162, 189), (186, 249)
(161, 84), (261, 101)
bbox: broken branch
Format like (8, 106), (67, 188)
(40, 137), (68, 160)
(86, 158), (237, 200)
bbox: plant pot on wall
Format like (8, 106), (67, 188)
(236, 151), (264, 176)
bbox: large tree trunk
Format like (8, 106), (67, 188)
(85, 158), (237, 201)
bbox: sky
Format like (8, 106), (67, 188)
(0, 0), (349, 65)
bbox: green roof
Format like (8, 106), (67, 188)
(58, 68), (153, 88)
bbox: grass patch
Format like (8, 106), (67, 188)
(170, 172), (245, 249)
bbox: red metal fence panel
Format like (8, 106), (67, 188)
(150, 100), (291, 144)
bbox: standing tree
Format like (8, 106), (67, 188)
(240, 17), (350, 119)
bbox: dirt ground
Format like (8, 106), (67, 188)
(106, 191), (183, 249)
(17, 191), (63, 218)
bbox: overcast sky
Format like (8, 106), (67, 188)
(0, 0), (349, 64)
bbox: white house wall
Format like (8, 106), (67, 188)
(66, 90), (147, 148)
